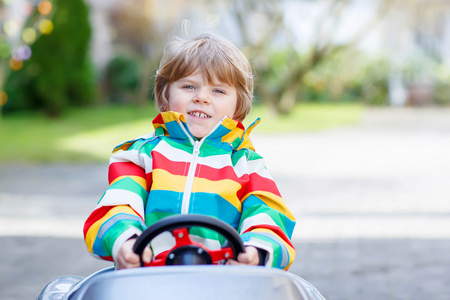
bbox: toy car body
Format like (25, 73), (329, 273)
(37, 265), (325, 300)
(37, 215), (325, 299)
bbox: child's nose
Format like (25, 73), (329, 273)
(193, 89), (210, 104)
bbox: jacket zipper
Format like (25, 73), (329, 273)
(178, 118), (225, 214)
(181, 140), (201, 214)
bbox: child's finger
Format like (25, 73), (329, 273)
(142, 246), (153, 264)
(236, 252), (250, 264)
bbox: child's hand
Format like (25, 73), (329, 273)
(116, 238), (152, 269)
(226, 246), (259, 266)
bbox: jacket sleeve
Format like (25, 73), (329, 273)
(83, 140), (150, 262)
(238, 150), (296, 270)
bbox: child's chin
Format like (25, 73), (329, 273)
(188, 126), (211, 139)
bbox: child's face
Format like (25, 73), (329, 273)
(167, 71), (237, 139)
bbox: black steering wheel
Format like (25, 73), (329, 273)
(132, 214), (245, 267)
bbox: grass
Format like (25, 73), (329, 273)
(0, 103), (362, 163)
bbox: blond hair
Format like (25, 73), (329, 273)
(154, 32), (253, 121)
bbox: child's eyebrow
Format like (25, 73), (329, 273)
(177, 78), (198, 85)
(211, 81), (233, 89)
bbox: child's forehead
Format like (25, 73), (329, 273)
(176, 68), (234, 87)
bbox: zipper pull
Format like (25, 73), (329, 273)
(193, 141), (200, 155)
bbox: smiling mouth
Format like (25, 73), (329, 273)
(188, 111), (211, 119)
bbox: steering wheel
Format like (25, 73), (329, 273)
(132, 214), (245, 267)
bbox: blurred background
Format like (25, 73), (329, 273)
(1, 1), (450, 300)
(1, 0), (450, 161)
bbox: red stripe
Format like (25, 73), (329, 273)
(109, 162), (146, 184)
(83, 205), (145, 238)
(243, 173), (281, 197)
(83, 206), (113, 237)
(152, 114), (164, 126)
(235, 120), (245, 130)
(145, 171), (153, 191)
(196, 164), (243, 182)
(243, 224), (294, 249)
(152, 151), (189, 176)
(99, 255), (114, 262)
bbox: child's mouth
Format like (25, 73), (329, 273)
(188, 111), (211, 119)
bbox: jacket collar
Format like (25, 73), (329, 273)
(153, 111), (260, 151)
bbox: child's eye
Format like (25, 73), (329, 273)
(213, 89), (225, 94)
(183, 85), (195, 90)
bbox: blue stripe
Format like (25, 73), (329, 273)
(93, 213), (145, 256)
(241, 231), (289, 268)
(189, 192), (241, 229)
(242, 194), (296, 238)
(146, 190), (183, 215)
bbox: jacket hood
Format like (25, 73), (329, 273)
(113, 111), (260, 153)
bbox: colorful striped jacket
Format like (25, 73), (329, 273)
(84, 111), (296, 269)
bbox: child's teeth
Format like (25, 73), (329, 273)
(191, 112), (208, 118)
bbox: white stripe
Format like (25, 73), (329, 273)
(247, 158), (274, 180)
(138, 152), (153, 173)
(198, 154), (235, 169)
(97, 189), (145, 218)
(155, 140), (246, 172)
(154, 140), (193, 163)
(110, 149), (142, 166)
(243, 239), (274, 267)
(239, 213), (278, 234)
(112, 227), (143, 264)
(134, 132), (155, 140)
(231, 155), (249, 178)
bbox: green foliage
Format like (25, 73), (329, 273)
(0, 103), (362, 163)
(103, 55), (140, 103)
(301, 51), (391, 105)
(4, 0), (95, 117)
(252, 48), (391, 108)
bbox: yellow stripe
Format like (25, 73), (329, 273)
(161, 111), (185, 123)
(249, 228), (296, 270)
(284, 242), (296, 270)
(221, 126), (243, 145)
(152, 169), (187, 192)
(237, 118), (260, 151)
(85, 205), (138, 253)
(241, 191), (296, 221)
(152, 170), (243, 211)
(192, 177), (242, 211)
(111, 175), (147, 190)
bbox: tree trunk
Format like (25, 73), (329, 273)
(276, 83), (299, 114)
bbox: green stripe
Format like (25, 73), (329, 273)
(241, 232), (282, 268)
(102, 220), (144, 256)
(145, 211), (175, 226)
(240, 204), (286, 232)
(109, 177), (148, 207)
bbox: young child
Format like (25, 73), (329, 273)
(83, 32), (296, 270)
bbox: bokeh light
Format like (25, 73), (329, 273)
(0, 91), (7, 106)
(38, 19), (54, 34)
(38, 1), (53, 16)
(0, 42), (11, 58)
(4, 20), (20, 37)
(16, 45), (32, 60)
(22, 27), (37, 44)
(24, 1), (35, 16)
(9, 58), (23, 71)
